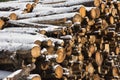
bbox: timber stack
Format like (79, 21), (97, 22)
(0, 0), (120, 80)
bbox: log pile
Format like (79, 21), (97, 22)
(0, 0), (120, 80)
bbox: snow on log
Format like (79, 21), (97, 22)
(0, 32), (46, 44)
(0, 31), (64, 46)
(17, 12), (76, 23)
(42, 0), (94, 7)
(18, 5), (81, 19)
(0, 70), (12, 79)
(27, 74), (41, 80)
(1, 27), (40, 34)
(0, 42), (41, 58)
(0, 2), (31, 11)
(3, 63), (36, 80)
(0, 5), (80, 19)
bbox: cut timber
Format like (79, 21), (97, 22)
(90, 8), (97, 19)
(31, 46), (41, 58)
(41, 39), (53, 47)
(3, 63), (36, 80)
(0, 32), (46, 44)
(54, 65), (63, 79)
(0, 42), (41, 58)
(94, 0), (101, 7)
(79, 6), (86, 18)
(38, 18), (67, 25)
(115, 46), (120, 55)
(47, 0), (94, 7)
(26, 3), (33, 12)
(112, 67), (119, 78)
(40, 0), (66, 4)
(109, 15), (115, 24)
(0, 19), (5, 29)
(9, 13), (18, 20)
(1, 27), (39, 34)
(34, 0), (39, 3)
(34, 40), (41, 46)
(17, 12), (76, 23)
(95, 51), (103, 73)
(79, 6), (93, 18)
(27, 74), (41, 80)
(95, 8), (100, 18)
(56, 47), (66, 63)
(72, 13), (82, 24)
(8, 5), (81, 19)
(86, 63), (95, 75)
(88, 44), (96, 58)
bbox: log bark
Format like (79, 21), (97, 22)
(27, 74), (41, 80)
(3, 63), (36, 80)
(0, 42), (41, 58)
(16, 12), (76, 23)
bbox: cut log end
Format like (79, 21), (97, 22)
(72, 13), (82, 24)
(109, 16), (114, 24)
(32, 76), (41, 80)
(90, 8), (97, 19)
(56, 48), (65, 63)
(39, 30), (46, 35)
(9, 13), (18, 20)
(79, 6), (86, 18)
(0, 19), (5, 29)
(31, 46), (41, 58)
(34, 0), (39, 3)
(94, 0), (101, 7)
(26, 3), (32, 10)
(34, 40), (41, 46)
(27, 74), (41, 80)
(54, 65), (63, 79)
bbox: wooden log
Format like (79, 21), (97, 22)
(41, 39), (53, 48)
(1, 27), (41, 34)
(95, 51), (103, 74)
(9, 13), (18, 20)
(94, 0), (101, 7)
(17, 12), (76, 23)
(40, 0), (66, 4)
(0, 42), (41, 58)
(79, 6), (86, 18)
(27, 74), (41, 80)
(38, 18), (67, 25)
(112, 67), (119, 78)
(5, 5), (81, 19)
(115, 46), (120, 55)
(34, 0), (39, 3)
(23, 3), (34, 13)
(72, 13), (82, 24)
(46, 0), (94, 7)
(41, 64), (63, 79)
(56, 47), (66, 63)
(0, 19), (5, 29)
(3, 63), (36, 80)
(86, 63), (95, 76)
(89, 8), (97, 19)
(88, 44), (96, 58)
(54, 65), (63, 79)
